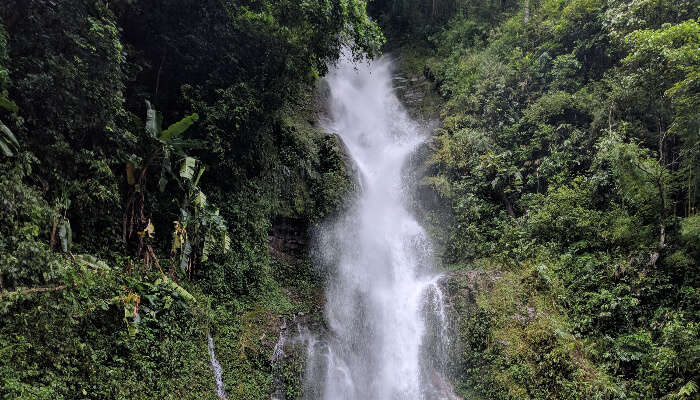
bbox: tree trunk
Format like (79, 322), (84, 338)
(501, 192), (516, 219)
(646, 219), (666, 268)
(1, 285), (68, 298)
(648, 121), (668, 268)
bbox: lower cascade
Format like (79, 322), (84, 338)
(208, 334), (227, 400)
(303, 55), (455, 399)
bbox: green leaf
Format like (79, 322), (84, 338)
(666, 380), (698, 399)
(162, 149), (172, 173)
(179, 157), (196, 180)
(222, 232), (231, 252)
(157, 277), (196, 304)
(58, 219), (72, 253)
(0, 138), (12, 157)
(193, 190), (206, 209)
(127, 322), (138, 339)
(73, 254), (110, 270)
(0, 90), (18, 113)
(159, 113), (199, 142)
(180, 207), (189, 225)
(201, 233), (213, 262)
(0, 118), (19, 157)
(193, 165), (205, 187)
(179, 239), (191, 274)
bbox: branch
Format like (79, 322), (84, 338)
(49, 217), (58, 250)
(147, 244), (165, 277)
(0, 285), (68, 298)
(501, 192), (517, 219)
(646, 219), (667, 268)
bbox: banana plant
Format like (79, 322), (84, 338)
(0, 87), (20, 157)
(126, 100), (199, 192)
(124, 100), (229, 276)
(0, 119), (18, 156)
(123, 101), (199, 264)
(170, 157), (230, 276)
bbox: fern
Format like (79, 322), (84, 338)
(665, 381), (698, 399)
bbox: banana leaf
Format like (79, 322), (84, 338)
(160, 113), (199, 142)
(58, 219), (72, 252)
(0, 118), (19, 156)
(180, 156), (196, 180)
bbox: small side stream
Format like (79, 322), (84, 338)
(208, 333), (227, 400)
(271, 320), (289, 400)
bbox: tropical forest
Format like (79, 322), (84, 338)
(0, 1), (698, 399)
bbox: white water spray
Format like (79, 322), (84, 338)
(305, 55), (454, 399)
(208, 334), (227, 400)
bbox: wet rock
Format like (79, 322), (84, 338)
(511, 305), (538, 324)
(440, 269), (500, 309)
(268, 216), (308, 261)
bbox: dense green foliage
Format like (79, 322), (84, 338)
(0, 1), (379, 398)
(381, 0), (699, 398)
(2, 0), (698, 399)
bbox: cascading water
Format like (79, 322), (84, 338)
(304, 55), (454, 400)
(208, 334), (227, 400)
(271, 320), (289, 400)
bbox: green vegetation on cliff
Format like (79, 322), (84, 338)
(0, 1), (380, 399)
(1, 1), (698, 399)
(376, 0), (699, 398)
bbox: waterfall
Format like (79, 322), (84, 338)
(305, 55), (454, 399)
(271, 320), (289, 400)
(208, 334), (227, 400)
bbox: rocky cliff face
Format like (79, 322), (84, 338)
(269, 217), (308, 261)
(442, 270), (501, 311)
(439, 269), (501, 400)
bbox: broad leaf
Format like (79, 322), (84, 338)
(180, 157), (196, 180)
(74, 254), (110, 270)
(201, 233), (213, 262)
(160, 113), (199, 142)
(180, 239), (191, 274)
(58, 219), (72, 252)
(222, 232), (231, 252)
(0, 138), (11, 157)
(194, 165), (205, 187)
(193, 190), (207, 209)
(0, 118), (19, 157)
(180, 207), (190, 224)
(157, 277), (196, 304)
(0, 90), (18, 113)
